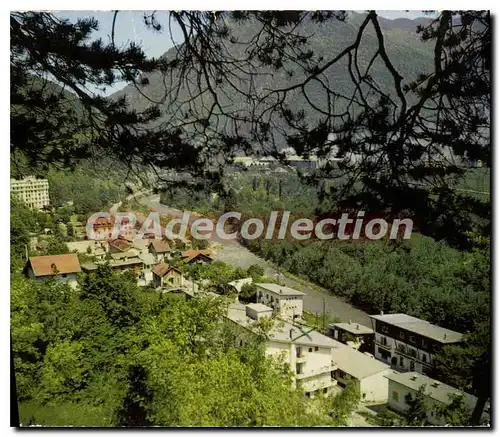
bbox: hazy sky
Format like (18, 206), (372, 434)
(55, 10), (430, 95)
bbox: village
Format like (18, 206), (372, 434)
(21, 199), (490, 426)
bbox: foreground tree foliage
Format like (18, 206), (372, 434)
(12, 265), (345, 426)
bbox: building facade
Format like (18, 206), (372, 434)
(25, 254), (81, 289)
(332, 344), (391, 403)
(226, 303), (339, 398)
(11, 176), (50, 210)
(369, 313), (463, 374)
(152, 263), (184, 289)
(255, 283), (305, 321)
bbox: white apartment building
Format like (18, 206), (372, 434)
(369, 313), (463, 374)
(226, 302), (339, 398)
(11, 176), (50, 210)
(386, 371), (490, 426)
(255, 283), (305, 321)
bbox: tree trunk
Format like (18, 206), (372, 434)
(470, 396), (488, 426)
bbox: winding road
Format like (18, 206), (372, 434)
(137, 194), (372, 327)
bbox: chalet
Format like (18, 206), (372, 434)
(152, 263), (184, 289)
(25, 254), (81, 289)
(181, 250), (213, 264)
(148, 240), (171, 262)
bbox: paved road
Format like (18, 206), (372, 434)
(138, 195), (372, 327)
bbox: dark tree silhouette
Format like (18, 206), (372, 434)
(11, 10), (490, 247)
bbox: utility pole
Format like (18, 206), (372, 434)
(322, 297), (326, 333)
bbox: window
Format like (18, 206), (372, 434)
(309, 347), (313, 353)
(422, 354), (427, 363)
(315, 346), (319, 351)
(305, 392), (311, 398)
(296, 363), (304, 375)
(240, 340), (243, 347)
(381, 325), (389, 334)
(323, 388), (328, 394)
(409, 335), (416, 343)
(410, 361), (415, 371)
(392, 391), (399, 402)
(399, 356), (404, 367)
(61, 273), (67, 278)
(399, 332), (405, 339)
(296, 347), (303, 358)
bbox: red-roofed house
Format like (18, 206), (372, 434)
(148, 240), (171, 262)
(25, 254), (81, 289)
(181, 250), (213, 264)
(152, 263), (183, 289)
(108, 238), (133, 253)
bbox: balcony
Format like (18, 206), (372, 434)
(394, 347), (429, 365)
(375, 339), (392, 350)
(295, 363), (336, 380)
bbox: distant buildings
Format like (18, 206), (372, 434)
(255, 283), (305, 321)
(369, 313), (463, 374)
(11, 176), (50, 210)
(386, 371), (489, 426)
(25, 254), (81, 289)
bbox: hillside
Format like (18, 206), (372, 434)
(111, 12), (435, 149)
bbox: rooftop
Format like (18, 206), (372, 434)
(182, 249), (213, 263)
(153, 262), (180, 277)
(108, 238), (133, 252)
(227, 305), (341, 349)
(228, 277), (253, 293)
(332, 322), (374, 335)
(149, 240), (171, 253)
(246, 303), (273, 313)
(369, 313), (463, 343)
(385, 371), (477, 408)
(139, 252), (156, 265)
(28, 254), (81, 277)
(81, 258), (143, 271)
(255, 283), (306, 296)
(333, 345), (389, 380)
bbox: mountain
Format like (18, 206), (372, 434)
(111, 12), (435, 149)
